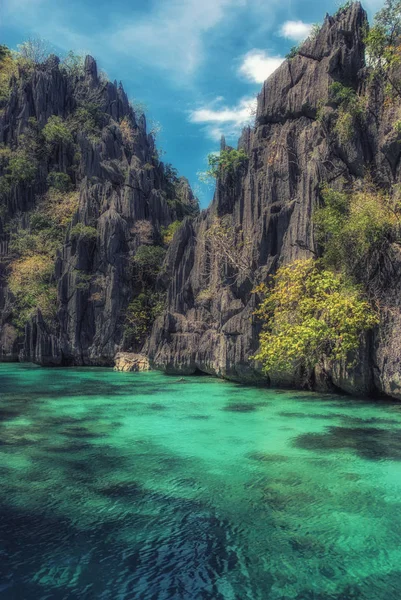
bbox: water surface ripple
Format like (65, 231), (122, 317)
(1, 364), (401, 599)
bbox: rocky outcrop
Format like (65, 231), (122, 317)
(148, 3), (401, 399)
(2, 3), (401, 401)
(0, 54), (198, 366)
(114, 352), (150, 372)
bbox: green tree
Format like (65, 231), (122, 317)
(161, 221), (181, 245)
(200, 148), (248, 182)
(329, 83), (365, 143)
(43, 116), (73, 146)
(253, 259), (379, 375)
(70, 223), (97, 243)
(314, 185), (400, 287)
(364, 0), (401, 97)
(132, 245), (165, 286)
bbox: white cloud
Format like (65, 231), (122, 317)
(279, 20), (313, 41)
(238, 49), (284, 84)
(103, 0), (248, 78)
(2, 0), (249, 80)
(189, 96), (256, 140)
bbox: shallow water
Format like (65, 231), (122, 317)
(1, 365), (401, 599)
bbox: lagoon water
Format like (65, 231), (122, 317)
(1, 364), (401, 599)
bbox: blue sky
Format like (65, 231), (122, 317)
(1, 0), (384, 207)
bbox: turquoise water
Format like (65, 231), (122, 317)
(1, 366), (401, 599)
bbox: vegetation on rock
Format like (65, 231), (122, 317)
(315, 184), (401, 293)
(200, 149), (248, 183)
(364, 0), (401, 98)
(253, 259), (379, 375)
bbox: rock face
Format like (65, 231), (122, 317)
(0, 54), (197, 366)
(148, 3), (401, 399)
(114, 352), (150, 372)
(2, 3), (401, 401)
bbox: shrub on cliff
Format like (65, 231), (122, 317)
(365, 0), (401, 98)
(200, 149), (248, 182)
(329, 83), (365, 143)
(132, 245), (166, 285)
(47, 171), (73, 192)
(253, 259), (379, 375)
(8, 255), (57, 330)
(0, 119), (42, 191)
(161, 221), (181, 245)
(124, 291), (166, 346)
(315, 185), (401, 290)
(119, 116), (135, 146)
(70, 223), (97, 243)
(43, 116), (73, 146)
(0, 46), (17, 104)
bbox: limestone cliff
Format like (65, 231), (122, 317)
(0, 54), (198, 365)
(148, 3), (401, 399)
(2, 3), (401, 401)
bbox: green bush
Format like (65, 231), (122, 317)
(60, 51), (85, 78)
(334, 1), (355, 17)
(315, 184), (400, 285)
(161, 221), (181, 245)
(70, 223), (97, 242)
(47, 171), (73, 192)
(364, 0), (401, 98)
(68, 104), (103, 139)
(253, 259), (379, 375)
(286, 46), (300, 60)
(395, 120), (401, 135)
(329, 82), (365, 143)
(0, 120), (41, 188)
(132, 245), (166, 283)
(124, 291), (166, 346)
(8, 149), (37, 184)
(8, 254), (57, 330)
(43, 116), (73, 146)
(201, 148), (248, 182)
(75, 271), (92, 291)
(0, 45), (17, 104)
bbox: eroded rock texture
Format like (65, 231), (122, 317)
(148, 3), (401, 398)
(0, 55), (197, 365)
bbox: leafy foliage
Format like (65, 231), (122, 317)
(70, 223), (97, 243)
(6, 184), (80, 330)
(43, 116), (73, 146)
(314, 185), (401, 289)
(161, 221), (182, 245)
(253, 259), (379, 374)
(286, 46), (300, 60)
(125, 243), (167, 347)
(334, 1), (356, 17)
(132, 245), (166, 285)
(200, 149), (248, 182)
(67, 104), (104, 140)
(0, 119), (43, 193)
(329, 83), (365, 143)
(119, 116), (135, 145)
(8, 255), (57, 329)
(40, 188), (79, 229)
(47, 171), (73, 192)
(0, 45), (17, 104)
(124, 291), (165, 346)
(60, 51), (85, 78)
(364, 0), (401, 97)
